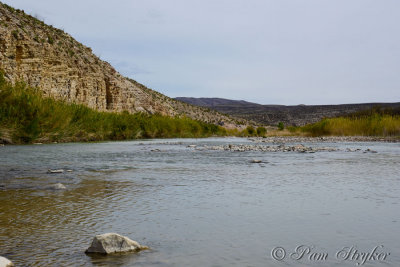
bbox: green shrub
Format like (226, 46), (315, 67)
(245, 126), (256, 136)
(256, 126), (266, 136)
(287, 126), (298, 133)
(47, 34), (54, 44)
(277, 122), (284, 130)
(68, 49), (75, 57)
(301, 119), (329, 136)
(11, 30), (19, 39)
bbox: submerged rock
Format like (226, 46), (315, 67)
(0, 256), (14, 267)
(47, 169), (64, 174)
(85, 233), (148, 254)
(47, 183), (67, 190)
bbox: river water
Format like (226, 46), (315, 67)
(0, 138), (399, 266)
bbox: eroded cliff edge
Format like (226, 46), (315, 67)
(0, 3), (240, 127)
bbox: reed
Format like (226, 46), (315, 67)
(301, 114), (400, 137)
(0, 73), (228, 143)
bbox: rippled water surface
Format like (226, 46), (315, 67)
(0, 138), (399, 266)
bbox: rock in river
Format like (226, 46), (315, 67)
(85, 233), (148, 254)
(47, 183), (67, 190)
(0, 256), (14, 267)
(47, 169), (64, 174)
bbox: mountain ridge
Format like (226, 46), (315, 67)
(176, 97), (400, 126)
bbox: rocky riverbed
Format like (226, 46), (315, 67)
(182, 136), (389, 153)
(189, 143), (377, 153)
(195, 144), (337, 153)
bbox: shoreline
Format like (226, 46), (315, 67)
(249, 135), (400, 143)
(1, 135), (399, 146)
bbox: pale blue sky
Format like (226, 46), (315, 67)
(3, 0), (400, 105)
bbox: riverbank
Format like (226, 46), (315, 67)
(298, 111), (400, 137)
(248, 136), (400, 143)
(1, 72), (399, 145)
(0, 73), (231, 144)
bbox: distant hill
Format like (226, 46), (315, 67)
(0, 2), (240, 128)
(175, 97), (262, 108)
(176, 97), (400, 126)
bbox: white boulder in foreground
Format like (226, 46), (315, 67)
(0, 256), (14, 267)
(85, 233), (148, 254)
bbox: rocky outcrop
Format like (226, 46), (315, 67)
(0, 256), (13, 267)
(0, 3), (241, 127)
(85, 233), (147, 254)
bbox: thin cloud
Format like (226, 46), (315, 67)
(3, 0), (400, 105)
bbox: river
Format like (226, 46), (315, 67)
(0, 138), (399, 266)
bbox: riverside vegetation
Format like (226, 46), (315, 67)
(1, 72), (398, 144)
(0, 73), (232, 144)
(298, 107), (400, 137)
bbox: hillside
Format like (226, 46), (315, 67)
(0, 73), (233, 144)
(0, 2), (241, 128)
(176, 97), (400, 126)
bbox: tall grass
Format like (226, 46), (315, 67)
(301, 114), (400, 137)
(0, 73), (227, 143)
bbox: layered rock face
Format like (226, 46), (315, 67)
(0, 3), (237, 126)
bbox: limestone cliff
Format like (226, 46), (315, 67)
(0, 3), (240, 127)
